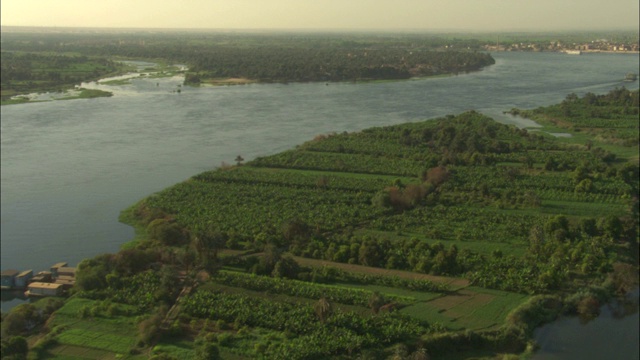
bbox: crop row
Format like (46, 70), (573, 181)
(146, 179), (384, 236)
(182, 289), (425, 359)
(536, 190), (628, 203)
(372, 205), (544, 243)
(447, 166), (631, 196)
(79, 271), (165, 310)
(192, 166), (398, 194)
(212, 270), (412, 307)
(251, 150), (424, 177)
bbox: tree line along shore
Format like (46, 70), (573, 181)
(1, 31), (509, 103)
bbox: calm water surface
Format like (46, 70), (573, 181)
(532, 290), (639, 360)
(1, 52), (638, 356)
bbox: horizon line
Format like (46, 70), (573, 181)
(2, 25), (639, 34)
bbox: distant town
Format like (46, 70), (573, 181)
(484, 38), (639, 53)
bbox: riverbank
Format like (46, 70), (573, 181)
(0, 53), (133, 105)
(532, 288), (639, 359)
(1, 88), (113, 106)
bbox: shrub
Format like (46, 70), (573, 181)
(576, 296), (601, 319)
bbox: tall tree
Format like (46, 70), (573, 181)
(192, 227), (227, 270)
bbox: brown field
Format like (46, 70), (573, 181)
(206, 77), (257, 85)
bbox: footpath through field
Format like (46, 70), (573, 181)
(290, 255), (524, 331)
(221, 250), (526, 331)
(289, 255), (470, 290)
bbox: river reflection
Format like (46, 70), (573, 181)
(533, 289), (639, 360)
(0, 289), (30, 311)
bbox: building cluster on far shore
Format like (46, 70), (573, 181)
(1, 262), (76, 297)
(484, 39), (639, 53)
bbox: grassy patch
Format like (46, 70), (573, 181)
(152, 339), (197, 360)
(59, 88), (113, 100)
(399, 287), (528, 331)
(49, 298), (139, 355)
(56, 329), (136, 353)
(540, 199), (628, 217)
(0, 96), (32, 105)
(336, 282), (442, 302)
(99, 79), (133, 85)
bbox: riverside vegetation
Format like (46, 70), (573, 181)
(2, 87), (637, 359)
(0, 51), (124, 104)
(1, 31), (496, 104)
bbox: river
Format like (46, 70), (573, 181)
(1, 51), (638, 356)
(532, 289), (639, 360)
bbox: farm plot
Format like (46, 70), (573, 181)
(45, 344), (119, 360)
(291, 255), (469, 289)
(56, 328), (136, 354)
(400, 288), (527, 331)
(47, 298), (139, 357)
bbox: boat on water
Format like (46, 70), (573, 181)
(565, 50), (582, 55)
(624, 73), (637, 82)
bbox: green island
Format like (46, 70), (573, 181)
(0, 51), (127, 105)
(1, 87), (637, 359)
(1, 31), (498, 104)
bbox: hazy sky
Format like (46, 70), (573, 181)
(1, 0), (638, 31)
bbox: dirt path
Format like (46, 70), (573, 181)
(160, 273), (193, 330)
(290, 256), (470, 289)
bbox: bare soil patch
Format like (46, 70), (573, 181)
(206, 77), (257, 85)
(428, 289), (475, 310)
(445, 292), (495, 318)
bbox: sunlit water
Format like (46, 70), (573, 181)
(1, 52), (638, 356)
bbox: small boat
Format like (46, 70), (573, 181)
(565, 50), (582, 55)
(624, 73), (637, 82)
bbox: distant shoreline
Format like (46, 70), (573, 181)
(486, 49), (639, 54)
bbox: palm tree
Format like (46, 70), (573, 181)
(314, 297), (333, 323)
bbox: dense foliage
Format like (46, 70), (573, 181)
(138, 103), (636, 295)
(1, 31), (494, 89)
(183, 288), (426, 359)
(0, 51), (122, 98)
(510, 88), (640, 145)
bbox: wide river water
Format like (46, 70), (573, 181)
(1, 51), (639, 357)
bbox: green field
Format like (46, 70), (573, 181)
(42, 298), (141, 358)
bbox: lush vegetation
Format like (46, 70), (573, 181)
(509, 88), (640, 146)
(2, 82), (637, 359)
(132, 89), (635, 358)
(137, 101), (636, 292)
(1, 30), (495, 93)
(0, 51), (123, 102)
